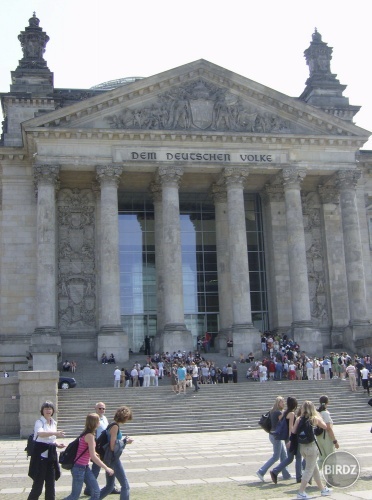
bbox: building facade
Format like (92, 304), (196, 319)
(1, 14), (372, 367)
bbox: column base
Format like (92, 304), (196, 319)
(344, 321), (372, 352)
(30, 328), (61, 370)
(217, 328), (231, 354)
(97, 326), (129, 363)
(291, 323), (322, 354)
(232, 324), (261, 359)
(330, 327), (345, 349)
(159, 327), (194, 354)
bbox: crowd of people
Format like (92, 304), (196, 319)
(27, 400), (132, 500)
(108, 350), (241, 391)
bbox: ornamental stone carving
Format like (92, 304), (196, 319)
(57, 188), (96, 331)
(282, 168), (306, 189)
(34, 164), (60, 186)
(96, 165), (123, 187)
(335, 169), (362, 190)
(261, 179), (285, 204)
(221, 167), (249, 188)
(318, 184), (340, 204)
(106, 79), (292, 133)
(211, 184), (228, 203)
(157, 166), (184, 187)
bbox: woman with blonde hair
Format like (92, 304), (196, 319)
(256, 396), (291, 482)
(292, 401), (331, 498)
(100, 406), (133, 500)
(63, 413), (114, 500)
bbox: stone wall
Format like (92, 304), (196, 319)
(0, 376), (20, 435)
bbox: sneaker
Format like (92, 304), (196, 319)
(321, 487), (332, 496)
(297, 493), (309, 499)
(270, 470), (277, 484)
(256, 471), (265, 482)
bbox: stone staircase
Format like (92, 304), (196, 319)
(57, 379), (372, 437)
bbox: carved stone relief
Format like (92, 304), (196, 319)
(302, 192), (328, 326)
(106, 79), (294, 133)
(57, 188), (96, 331)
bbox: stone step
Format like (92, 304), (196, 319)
(57, 380), (371, 436)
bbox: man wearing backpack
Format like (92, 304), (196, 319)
(84, 402), (120, 495)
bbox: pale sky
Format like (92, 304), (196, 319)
(1, 0), (371, 148)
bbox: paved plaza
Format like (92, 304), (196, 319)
(0, 422), (371, 499)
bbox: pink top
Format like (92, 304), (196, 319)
(74, 435), (90, 466)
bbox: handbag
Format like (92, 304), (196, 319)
(103, 439), (125, 466)
(258, 412), (272, 433)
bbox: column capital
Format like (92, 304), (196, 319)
(262, 178), (285, 204)
(149, 181), (162, 202)
(211, 183), (227, 203)
(96, 164), (123, 187)
(33, 164), (60, 186)
(157, 166), (184, 187)
(282, 167), (306, 189)
(318, 184), (340, 204)
(334, 169), (361, 190)
(221, 167), (249, 188)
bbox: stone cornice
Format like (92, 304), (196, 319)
(22, 127), (367, 148)
(21, 63), (368, 137)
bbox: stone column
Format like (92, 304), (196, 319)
(318, 184), (349, 348)
(31, 165), (61, 370)
(261, 179), (292, 331)
(212, 184), (233, 353)
(282, 167), (321, 351)
(96, 165), (128, 362)
(335, 170), (371, 348)
(222, 167), (259, 356)
(150, 181), (165, 353)
(157, 166), (193, 353)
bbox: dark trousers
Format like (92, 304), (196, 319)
(362, 379), (370, 394)
(192, 376), (200, 391)
(28, 458), (55, 500)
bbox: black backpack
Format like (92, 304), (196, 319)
(24, 419), (42, 459)
(25, 433), (36, 459)
(297, 417), (315, 444)
(95, 423), (117, 460)
(273, 416), (289, 441)
(258, 412), (272, 433)
(58, 433), (87, 470)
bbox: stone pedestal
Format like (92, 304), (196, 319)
(291, 322), (322, 355)
(97, 326), (129, 363)
(232, 326), (261, 359)
(160, 329), (194, 354)
(18, 370), (59, 438)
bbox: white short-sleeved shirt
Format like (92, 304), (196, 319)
(320, 409), (333, 425)
(34, 416), (57, 458)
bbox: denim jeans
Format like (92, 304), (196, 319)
(257, 433), (290, 478)
(272, 446), (302, 480)
(63, 464), (100, 500)
(100, 456), (129, 500)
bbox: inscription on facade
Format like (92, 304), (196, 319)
(114, 148), (285, 164)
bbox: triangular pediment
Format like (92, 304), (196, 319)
(23, 59), (369, 139)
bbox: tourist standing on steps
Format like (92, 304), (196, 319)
(191, 362), (200, 392)
(345, 361), (357, 392)
(100, 406), (133, 500)
(114, 366), (121, 388)
(292, 400), (331, 498)
(84, 402), (120, 496)
(227, 338), (234, 357)
(27, 401), (66, 500)
(63, 413), (114, 500)
(256, 396), (291, 482)
(317, 395), (340, 470)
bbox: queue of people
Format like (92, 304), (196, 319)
(27, 401), (133, 500)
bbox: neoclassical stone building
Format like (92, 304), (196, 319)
(1, 14), (372, 367)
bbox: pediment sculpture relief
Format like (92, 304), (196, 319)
(106, 80), (293, 133)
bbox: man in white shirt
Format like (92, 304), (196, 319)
(85, 402), (120, 495)
(114, 366), (121, 388)
(361, 366), (370, 395)
(143, 364), (151, 387)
